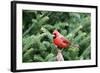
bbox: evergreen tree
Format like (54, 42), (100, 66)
(22, 10), (91, 62)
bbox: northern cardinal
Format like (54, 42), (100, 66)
(53, 30), (70, 49)
(53, 30), (70, 61)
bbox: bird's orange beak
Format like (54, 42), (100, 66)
(52, 34), (55, 37)
(52, 34), (56, 39)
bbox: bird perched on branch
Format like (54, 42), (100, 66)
(53, 30), (71, 61)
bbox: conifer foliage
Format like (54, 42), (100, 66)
(22, 10), (91, 62)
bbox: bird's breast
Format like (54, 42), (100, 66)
(53, 37), (68, 48)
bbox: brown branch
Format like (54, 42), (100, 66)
(56, 49), (64, 61)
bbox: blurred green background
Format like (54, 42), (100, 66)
(22, 10), (91, 62)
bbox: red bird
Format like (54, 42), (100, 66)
(53, 30), (70, 49)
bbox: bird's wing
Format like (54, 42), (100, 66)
(60, 37), (70, 44)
